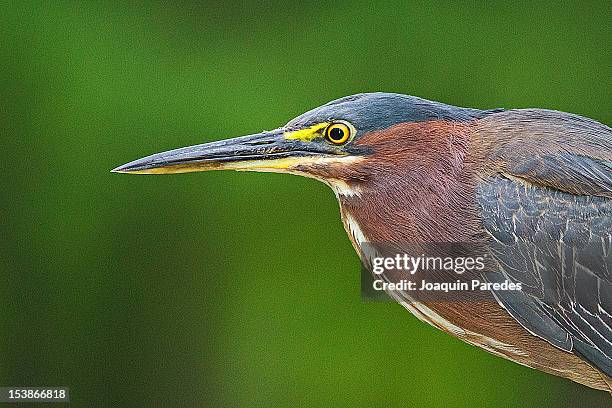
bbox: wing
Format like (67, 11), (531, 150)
(475, 110), (612, 376)
(478, 177), (612, 375)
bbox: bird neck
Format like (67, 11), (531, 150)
(337, 174), (480, 246)
(337, 120), (482, 245)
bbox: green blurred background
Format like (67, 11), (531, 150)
(2, 1), (610, 407)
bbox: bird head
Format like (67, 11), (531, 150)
(112, 93), (486, 196)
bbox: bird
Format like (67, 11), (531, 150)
(113, 92), (612, 392)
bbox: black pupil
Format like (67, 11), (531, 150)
(329, 127), (345, 141)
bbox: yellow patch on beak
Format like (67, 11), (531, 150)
(211, 155), (362, 173)
(283, 122), (330, 142)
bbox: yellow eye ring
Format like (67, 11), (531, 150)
(325, 123), (351, 145)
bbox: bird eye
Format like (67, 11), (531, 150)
(325, 123), (351, 145)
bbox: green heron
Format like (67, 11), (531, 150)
(113, 93), (612, 392)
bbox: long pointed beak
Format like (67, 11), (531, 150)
(111, 129), (341, 174)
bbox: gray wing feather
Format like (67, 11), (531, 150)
(477, 177), (612, 375)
